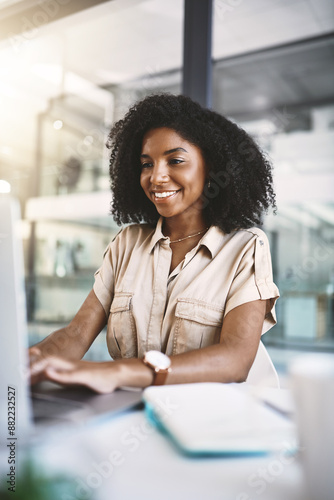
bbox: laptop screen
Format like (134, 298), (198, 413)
(0, 196), (32, 443)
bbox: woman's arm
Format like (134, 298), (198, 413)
(33, 299), (266, 392)
(29, 289), (107, 384)
(166, 299), (266, 383)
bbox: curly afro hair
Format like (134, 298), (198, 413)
(107, 93), (276, 233)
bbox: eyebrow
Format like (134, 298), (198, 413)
(140, 147), (188, 158)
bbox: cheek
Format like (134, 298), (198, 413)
(186, 172), (206, 195)
(139, 173), (147, 191)
(140, 172), (152, 198)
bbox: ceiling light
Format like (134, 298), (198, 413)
(53, 120), (63, 130)
(0, 180), (11, 193)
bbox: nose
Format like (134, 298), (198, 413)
(149, 161), (169, 185)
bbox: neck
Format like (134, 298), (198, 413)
(162, 214), (207, 241)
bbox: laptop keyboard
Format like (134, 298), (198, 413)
(32, 394), (91, 423)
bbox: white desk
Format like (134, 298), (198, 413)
(30, 406), (308, 500)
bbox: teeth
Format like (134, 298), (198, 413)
(154, 191), (177, 198)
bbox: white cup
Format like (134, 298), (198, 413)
(289, 353), (334, 500)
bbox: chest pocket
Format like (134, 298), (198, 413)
(172, 298), (223, 355)
(107, 293), (137, 359)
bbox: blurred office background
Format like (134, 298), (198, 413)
(0, 0), (333, 371)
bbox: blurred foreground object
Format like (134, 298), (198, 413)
(290, 353), (334, 500)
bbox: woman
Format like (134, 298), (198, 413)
(29, 93), (279, 392)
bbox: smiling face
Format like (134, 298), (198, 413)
(140, 127), (208, 224)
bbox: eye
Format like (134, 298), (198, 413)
(169, 158), (184, 165)
(140, 161), (153, 169)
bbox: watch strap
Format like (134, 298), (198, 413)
(152, 368), (171, 386)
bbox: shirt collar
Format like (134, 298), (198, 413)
(198, 225), (224, 258)
(148, 217), (224, 258)
(148, 217), (168, 253)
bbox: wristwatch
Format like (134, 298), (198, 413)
(143, 350), (172, 386)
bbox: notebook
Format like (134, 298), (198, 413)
(143, 383), (297, 456)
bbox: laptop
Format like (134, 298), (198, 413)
(0, 196), (142, 445)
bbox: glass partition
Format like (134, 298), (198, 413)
(212, 26), (334, 349)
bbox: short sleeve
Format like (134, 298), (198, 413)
(224, 230), (280, 335)
(93, 244), (115, 316)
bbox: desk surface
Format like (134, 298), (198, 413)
(30, 406), (308, 500)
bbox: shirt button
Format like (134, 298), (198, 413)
(259, 240), (264, 246)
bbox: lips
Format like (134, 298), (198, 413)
(152, 190), (180, 202)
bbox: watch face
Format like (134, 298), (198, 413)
(145, 350), (171, 370)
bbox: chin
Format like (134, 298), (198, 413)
(156, 209), (177, 218)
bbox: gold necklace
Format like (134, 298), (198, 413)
(169, 228), (209, 244)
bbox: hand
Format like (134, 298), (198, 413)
(36, 356), (120, 394)
(29, 346), (47, 385)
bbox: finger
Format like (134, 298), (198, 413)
(43, 357), (78, 383)
(44, 356), (76, 370)
(45, 362), (104, 393)
(44, 361), (91, 389)
(30, 357), (48, 377)
(29, 346), (42, 364)
(29, 347), (47, 383)
(29, 356), (71, 385)
(44, 366), (78, 386)
(29, 346), (41, 356)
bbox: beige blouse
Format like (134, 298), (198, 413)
(94, 218), (280, 386)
